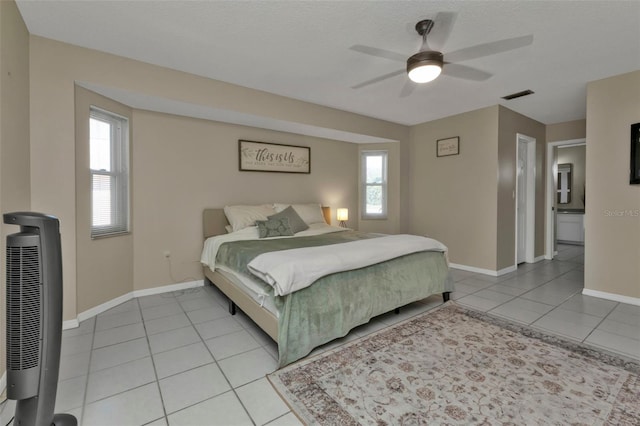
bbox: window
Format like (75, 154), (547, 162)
(361, 150), (388, 219)
(90, 107), (129, 238)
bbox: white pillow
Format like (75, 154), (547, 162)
(224, 204), (277, 232)
(274, 203), (325, 225)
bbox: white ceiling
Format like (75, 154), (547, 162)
(16, 0), (640, 128)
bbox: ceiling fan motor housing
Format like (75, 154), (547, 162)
(407, 51), (444, 71)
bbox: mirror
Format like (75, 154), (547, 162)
(557, 163), (572, 204)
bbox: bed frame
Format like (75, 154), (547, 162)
(202, 207), (332, 342)
(202, 207), (450, 343)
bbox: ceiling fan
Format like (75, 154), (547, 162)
(350, 13), (533, 97)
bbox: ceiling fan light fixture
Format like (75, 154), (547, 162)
(407, 51), (443, 83)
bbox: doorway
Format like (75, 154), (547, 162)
(515, 134), (536, 265)
(545, 138), (586, 259)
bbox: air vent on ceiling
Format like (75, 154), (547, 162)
(501, 90), (534, 100)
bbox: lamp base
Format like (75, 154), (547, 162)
(339, 221), (347, 228)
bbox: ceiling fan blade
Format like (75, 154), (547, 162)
(399, 80), (416, 98)
(427, 12), (457, 51)
(442, 63), (492, 81)
(351, 69), (405, 89)
(445, 34), (533, 64)
(349, 45), (407, 62)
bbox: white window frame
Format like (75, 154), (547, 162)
(90, 107), (130, 238)
(361, 150), (388, 220)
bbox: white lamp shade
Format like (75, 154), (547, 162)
(408, 64), (442, 83)
(336, 208), (349, 221)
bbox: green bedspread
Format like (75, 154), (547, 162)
(216, 231), (452, 367)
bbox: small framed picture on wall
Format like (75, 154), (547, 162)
(437, 136), (460, 157)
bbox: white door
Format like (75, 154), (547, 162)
(517, 140), (527, 264)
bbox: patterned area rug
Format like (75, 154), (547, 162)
(268, 303), (639, 425)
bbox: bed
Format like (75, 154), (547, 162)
(201, 206), (453, 367)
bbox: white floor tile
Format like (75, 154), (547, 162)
(472, 289), (516, 303)
(62, 317), (95, 338)
(61, 333), (93, 357)
(95, 310), (142, 332)
(90, 338), (150, 372)
(93, 322), (146, 349)
(97, 299), (139, 317)
(520, 280), (581, 305)
(195, 317), (244, 340)
(265, 412), (303, 426)
(141, 302), (184, 321)
(58, 350), (91, 381)
(456, 294), (504, 311)
(159, 363), (230, 414)
(186, 305), (230, 324)
(86, 357), (156, 403)
(167, 391), (252, 426)
(55, 375), (87, 412)
(179, 296), (220, 312)
(144, 417), (168, 426)
(585, 330), (640, 360)
(83, 383), (164, 426)
(607, 307), (640, 327)
(173, 286), (210, 302)
(218, 348), (277, 388)
(489, 298), (554, 325)
(138, 293), (177, 309)
(595, 318), (640, 341)
(205, 330), (261, 360)
(486, 283), (529, 297)
(145, 312), (192, 336)
(148, 326), (201, 354)
(153, 342), (213, 379)
(236, 378), (289, 426)
(559, 294), (617, 318)
(532, 308), (602, 341)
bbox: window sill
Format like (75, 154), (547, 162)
(91, 231), (131, 240)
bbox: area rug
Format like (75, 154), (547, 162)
(268, 303), (639, 425)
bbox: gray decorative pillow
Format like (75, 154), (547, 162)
(268, 206), (309, 234)
(256, 217), (294, 238)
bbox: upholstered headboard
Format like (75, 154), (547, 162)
(202, 206), (332, 239)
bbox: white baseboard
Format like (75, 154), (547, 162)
(533, 255), (546, 263)
(65, 279), (204, 329)
(449, 263), (516, 277)
(62, 319), (79, 330)
(582, 289), (640, 306)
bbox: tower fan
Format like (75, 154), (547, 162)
(4, 212), (76, 426)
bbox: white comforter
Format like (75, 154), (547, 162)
(248, 234), (448, 296)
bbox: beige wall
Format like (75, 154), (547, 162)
(409, 106), (499, 271)
(408, 105), (546, 272)
(585, 70), (640, 299)
(556, 145), (586, 210)
(132, 109), (358, 290)
(75, 87), (134, 313)
(0, 0), (30, 385)
(546, 119), (586, 143)
(29, 36), (405, 318)
(497, 106), (546, 270)
(358, 142), (401, 234)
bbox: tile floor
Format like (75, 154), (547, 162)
(1, 244), (638, 425)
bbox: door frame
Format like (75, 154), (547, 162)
(515, 134), (536, 265)
(545, 138), (586, 259)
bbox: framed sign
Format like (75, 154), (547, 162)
(239, 140), (310, 174)
(437, 136), (460, 157)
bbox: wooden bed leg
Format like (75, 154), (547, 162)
(394, 308), (400, 314)
(228, 300), (237, 315)
(443, 292), (451, 302)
